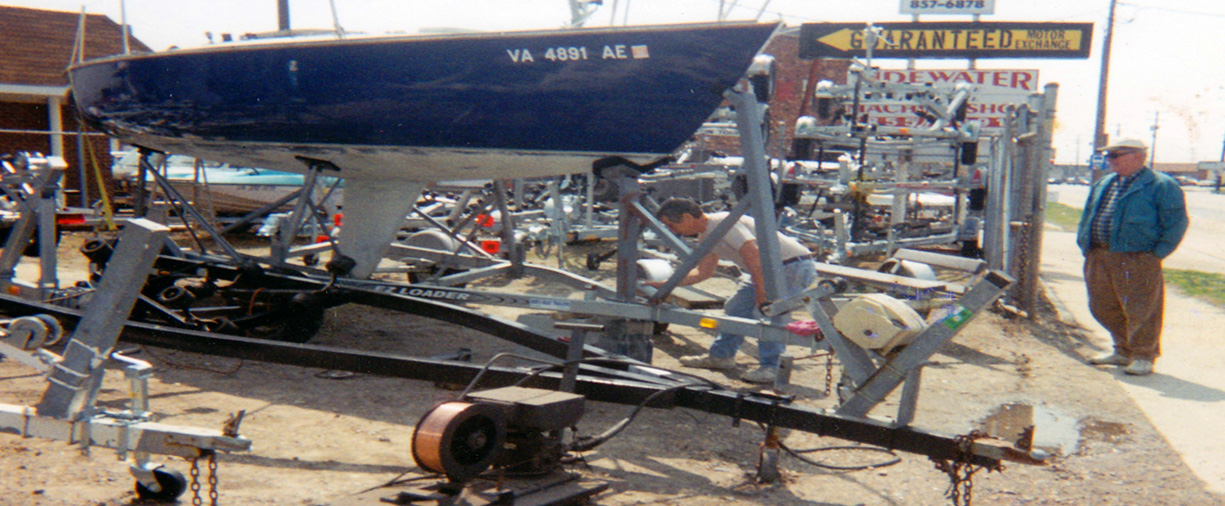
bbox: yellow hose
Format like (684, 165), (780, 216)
(82, 135), (116, 231)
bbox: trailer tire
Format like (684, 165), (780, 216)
(134, 466), (187, 502)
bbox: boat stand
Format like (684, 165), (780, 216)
(134, 147), (342, 270)
(269, 157), (343, 265)
(0, 219), (251, 502)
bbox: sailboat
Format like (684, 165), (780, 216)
(70, 21), (779, 276)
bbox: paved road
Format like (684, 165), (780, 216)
(1049, 183), (1225, 275)
(1042, 184), (1225, 494)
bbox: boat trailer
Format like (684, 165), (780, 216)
(0, 271), (1041, 502)
(0, 207), (1042, 504)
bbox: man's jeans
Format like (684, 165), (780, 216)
(708, 259), (817, 367)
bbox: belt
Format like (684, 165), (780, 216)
(782, 254), (814, 266)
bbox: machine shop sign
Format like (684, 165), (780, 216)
(861, 69), (1038, 130)
(799, 22), (1093, 59)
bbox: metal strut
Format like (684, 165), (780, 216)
(137, 148), (247, 263)
(0, 219), (252, 502)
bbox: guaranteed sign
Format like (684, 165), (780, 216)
(799, 22), (1093, 59)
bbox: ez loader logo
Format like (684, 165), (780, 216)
(370, 284), (572, 311)
(374, 284), (487, 303)
(799, 22), (1093, 59)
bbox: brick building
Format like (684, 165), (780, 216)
(0, 5), (150, 206)
(693, 28), (852, 159)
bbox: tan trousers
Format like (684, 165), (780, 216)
(1083, 249), (1164, 361)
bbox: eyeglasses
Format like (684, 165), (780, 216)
(1104, 151), (1136, 160)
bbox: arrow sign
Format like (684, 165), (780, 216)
(799, 22), (1094, 59)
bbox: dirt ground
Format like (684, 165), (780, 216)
(2, 232), (1224, 506)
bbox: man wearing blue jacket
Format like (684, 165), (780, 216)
(1076, 138), (1188, 376)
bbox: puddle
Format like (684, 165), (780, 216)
(1079, 418), (1131, 444)
(980, 403), (1115, 456)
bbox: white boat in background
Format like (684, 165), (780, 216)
(114, 152), (342, 216)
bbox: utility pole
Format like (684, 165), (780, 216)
(120, 0), (130, 54)
(1091, 0), (1118, 179)
(1075, 134), (1081, 167)
(1149, 111), (1159, 168)
(277, 0), (290, 31)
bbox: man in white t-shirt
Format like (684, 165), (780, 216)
(652, 198), (817, 383)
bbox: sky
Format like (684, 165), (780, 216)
(9, 0), (1225, 165)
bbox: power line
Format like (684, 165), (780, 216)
(705, 0), (1113, 26)
(1118, 2), (1225, 18)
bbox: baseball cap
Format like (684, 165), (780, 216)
(1103, 138), (1147, 152)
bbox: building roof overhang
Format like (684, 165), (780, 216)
(0, 83), (71, 104)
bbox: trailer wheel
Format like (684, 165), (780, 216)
(134, 466), (187, 502)
(267, 294), (327, 343)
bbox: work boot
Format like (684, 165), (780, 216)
(678, 354), (735, 371)
(1087, 352), (1131, 366)
(740, 366), (779, 384)
(1123, 359), (1154, 376)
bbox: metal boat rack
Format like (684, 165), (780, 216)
(0, 88), (1043, 503)
(0, 153), (72, 300)
(780, 62), (989, 262)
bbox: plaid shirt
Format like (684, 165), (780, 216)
(1090, 174), (1136, 247)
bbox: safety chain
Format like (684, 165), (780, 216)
(209, 453), (220, 505)
(189, 458), (201, 506)
(189, 451), (220, 506)
(824, 354), (834, 397)
(796, 351), (836, 396)
(931, 431), (1002, 506)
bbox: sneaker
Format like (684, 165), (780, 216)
(741, 366), (779, 384)
(1087, 352), (1131, 366)
(1123, 359), (1154, 376)
(678, 354), (735, 371)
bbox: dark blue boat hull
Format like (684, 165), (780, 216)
(70, 22), (777, 181)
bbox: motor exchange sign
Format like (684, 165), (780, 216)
(799, 22), (1093, 59)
